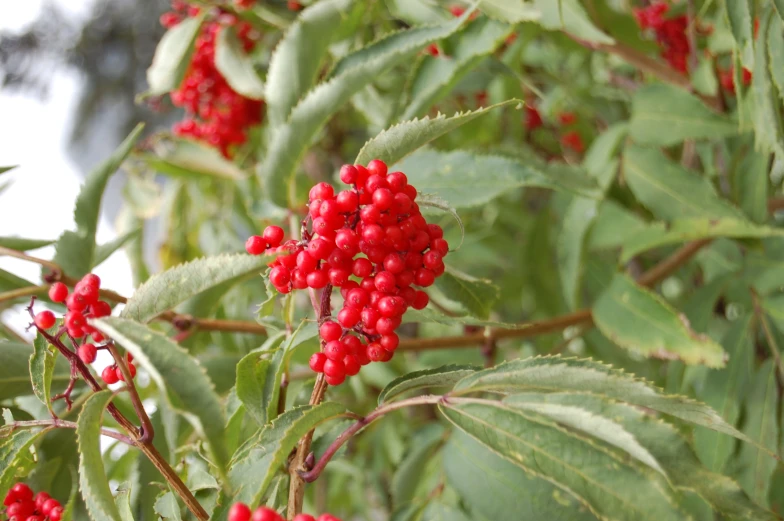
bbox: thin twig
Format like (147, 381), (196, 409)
(0, 246), (61, 273)
(107, 344), (154, 444)
(0, 285), (47, 304)
(0, 419), (133, 445)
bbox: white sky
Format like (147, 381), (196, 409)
(0, 0), (135, 337)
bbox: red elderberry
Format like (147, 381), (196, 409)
(48, 282), (68, 303)
(524, 105), (543, 131)
(229, 502), (252, 521)
(34, 311), (56, 330)
(561, 131), (585, 154)
(102, 366), (120, 385)
(78, 343), (98, 364)
(251, 506), (284, 521)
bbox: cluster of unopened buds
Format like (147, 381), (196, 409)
(35, 274), (136, 385)
(229, 503), (340, 521)
(3, 483), (63, 521)
(246, 159), (448, 385)
(161, 1), (264, 157)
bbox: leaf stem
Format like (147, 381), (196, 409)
(0, 419), (133, 445)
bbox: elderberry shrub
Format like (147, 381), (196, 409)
(37, 273), (137, 385)
(229, 502), (340, 521)
(246, 159), (449, 385)
(160, 1), (264, 158)
(3, 483), (64, 521)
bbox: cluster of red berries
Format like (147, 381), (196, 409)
(719, 66), (752, 94)
(3, 483), (63, 521)
(36, 275), (136, 386)
(161, 1), (264, 158)
(634, 2), (701, 74)
(524, 105), (543, 132)
(246, 159), (448, 386)
(229, 503), (340, 521)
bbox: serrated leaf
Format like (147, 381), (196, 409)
(533, 0), (613, 44)
(629, 84), (736, 146)
(357, 100), (518, 167)
(146, 15), (204, 95)
(738, 360), (779, 507)
(402, 307), (524, 329)
(265, 0), (359, 126)
(453, 355), (754, 445)
(620, 218), (784, 262)
(235, 351), (272, 427)
(593, 274), (727, 367)
(225, 403), (348, 507)
(694, 315), (755, 473)
(261, 13), (471, 207)
(515, 392), (777, 521)
(215, 26), (265, 99)
(724, 0), (754, 68)
(114, 483), (134, 521)
(77, 390), (123, 521)
(401, 18), (513, 120)
(391, 148), (599, 209)
(0, 342), (71, 401)
(751, 12), (784, 156)
(53, 124), (145, 278)
(141, 137), (247, 180)
(623, 145), (747, 221)
(262, 323), (318, 424)
(92, 318), (228, 473)
(29, 334), (57, 414)
(444, 431), (598, 521)
(0, 237), (55, 251)
(436, 266), (499, 319)
(121, 253), (273, 322)
(440, 400), (683, 521)
(503, 398), (665, 475)
(0, 427), (49, 501)
(478, 0), (541, 22)
(378, 365), (478, 405)
(154, 491), (182, 521)
(93, 228), (142, 268)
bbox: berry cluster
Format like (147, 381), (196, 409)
(229, 503), (340, 521)
(246, 159), (448, 385)
(3, 483), (63, 521)
(633, 3), (690, 73)
(161, 1), (264, 158)
(39, 275), (136, 386)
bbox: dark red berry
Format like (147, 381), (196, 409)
(309, 352), (327, 373)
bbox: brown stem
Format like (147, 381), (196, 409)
(0, 419), (133, 445)
(750, 289), (784, 382)
(0, 285), (47, 304)
(107, 344), (154, 444)
(0, 246), (61, 274)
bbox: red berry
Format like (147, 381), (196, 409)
(339, 164), (358, 184)
(81, 273), (101, 288)
(319, 321), (343, 342)
(336, 190), (359, 213)
(337, 307), (360, 328)
(48, 282), (68, 303)
(372, 188), (394, 210)
(251, 506), (284, 521)
(10, 484), (33, 502)
(75, 282), (99, 305)
(324, 340), (346, 361)
(306, 270), (328, 289)
(309, 182), (334, 202)
(352, 258), (373, 278)
(296, 251), (318, 274)
(117, 363), (137, 382)
(345, 288), (369, 308)
(375, 317), (399, 335)
(412, 291), (429, 310)
(263, 226), (285, 247)
(325, 372), (346, 385)
(341, 335), (362, 354)
(308, 238), (332, 260)
(41, 498), (60, 516)
(270, 266), (291, 288)
(49, 506), (64, 521)
(293, 515), (317, 521)
(387, 171), (407, 192)
(34, 492), (50, 510)
(102, 366), (119, 385)
(367, 342), (386, 362)
(246, 235), (267, 255)
(90, 300), (112, 318)
(34, 311), (56, 330)
(323, 358), (345, 378)
(380, 333), (399, 352)
(415, 268), (436, 287)
(317, 515), (341, 521)
(343, 354), (361, 376)
(78, 343), (98, 364)
(229, 503), (252, 521)
(374, 271), (397, 293)
(309, 352), (327, 373)
(367, 159), (388, 177)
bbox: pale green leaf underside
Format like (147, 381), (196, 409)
(29, 334), (56, 413)
(146, 15), (203, 95)
(0, 427), (49, 500)
(0, 342), (71, 401)
(215, 26), (265, 99)
(142, 138), (247, 180)
(436, 266), (499, 319)
(378, 365), (478, 405)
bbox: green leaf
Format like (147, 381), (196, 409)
(558, 197), (598, 309)
(0, 342), (71, 401)
(93, 228), (142, 268)
(114, 483), (135, 521)
(453, 355), (753, 444)
(629, 84), (737, 146)
(29, 334), (57, 414)
(593, 274), (727, 367)
(532, 0), (614, 45)
(440, 400), (682, 521)
(768, 15), (784, 107)
(694, 315), (755, 473)
(444, 432), (597, 521)
(402, 307), (524, 329)
(724, 0), (754, 67)
(265, 0), (359, 126)
(77, 390), (123, 521)
(60, 473), (79, 521)
(120, 253), (273, 323)
(733, 147), (769, 223)
(261, 13), (471, 208)
(751, 12), (784, 156)
(153, 492), (182, 521)
(378, 365), (478, 405)
(775, 0), (784, 21)
(401, 18), (513, 120)
(215, 26), (265, 99)
(436, 266), (499, 319)
(356, 100), (519, 167)
(263, 323), (318, 424)
(390, 148), (599, 209)
(0, 427), (49, 500)
(226, 403), (348, 507)
(623, 145), (747, 221)
(514, 392), (777, 521)
(0, 237), (55, 251)
(146, 15), (204, 95)
(477, 0), (541, 23)
(141, 138), (247, 180)
(235, 351), (272, 427)
(620, 218), (784, 262)
(92, 318), (228, 473)
(53, 124), (145, 278)
(0, 166), (17, 175)
(738, 360), (779, 507)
